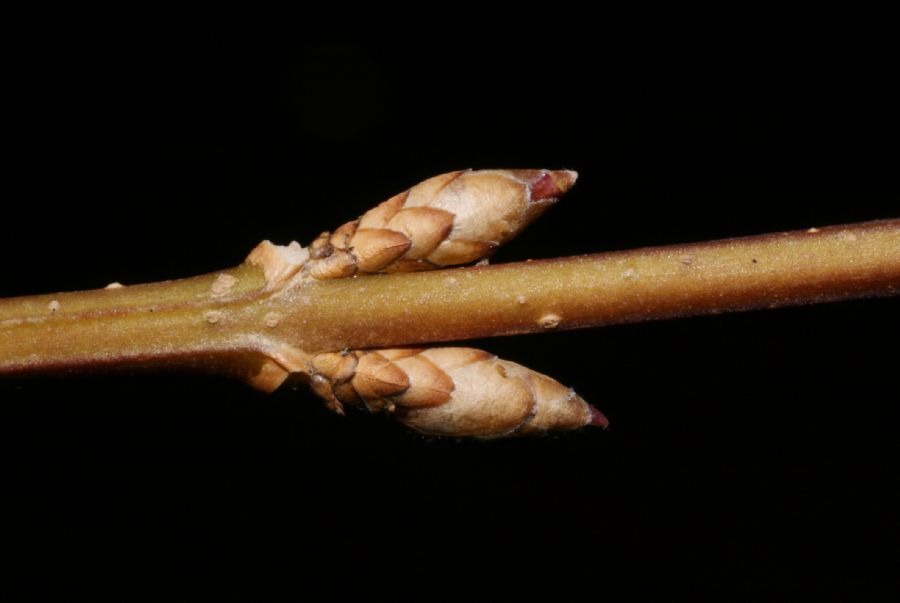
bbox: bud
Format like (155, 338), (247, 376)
(245, 240), (309, 290)
(306, 169), (577, 279)
(307, 346), (607, 438)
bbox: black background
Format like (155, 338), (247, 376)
(2, 4), (897, 598)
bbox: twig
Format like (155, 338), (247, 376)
(1, 170), (897, 437)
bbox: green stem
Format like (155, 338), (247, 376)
(1, 220), (898, 386)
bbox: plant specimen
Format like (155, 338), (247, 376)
(1, 169), (897, 437)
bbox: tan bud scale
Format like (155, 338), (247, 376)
(350, 229), (411, 272)
(306, 346), (598, 438)
(305, 169), (577, 279)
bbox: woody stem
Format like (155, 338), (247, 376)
(1, 219), (898, 380)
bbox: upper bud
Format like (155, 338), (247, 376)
(306, 169), (577, 279)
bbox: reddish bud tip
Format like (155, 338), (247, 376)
(588, 406), (610, 429)
(528, 170), (579, 201)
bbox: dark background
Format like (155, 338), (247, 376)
(2, 4), (897, 598)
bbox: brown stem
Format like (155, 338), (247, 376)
(0, 264), (268, 377)
(1, 220), (898, 383)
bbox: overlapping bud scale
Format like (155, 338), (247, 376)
(306, 169), (577, 279)
(308, 347), (607, 438)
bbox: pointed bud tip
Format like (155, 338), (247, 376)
(553, 169), (579, 191)
(588, 406), (610, 429)
(527, 170), (579, 201)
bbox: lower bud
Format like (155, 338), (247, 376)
(307, 347), (606, 438)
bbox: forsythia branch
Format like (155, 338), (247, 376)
(1, 170), (898, 438)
